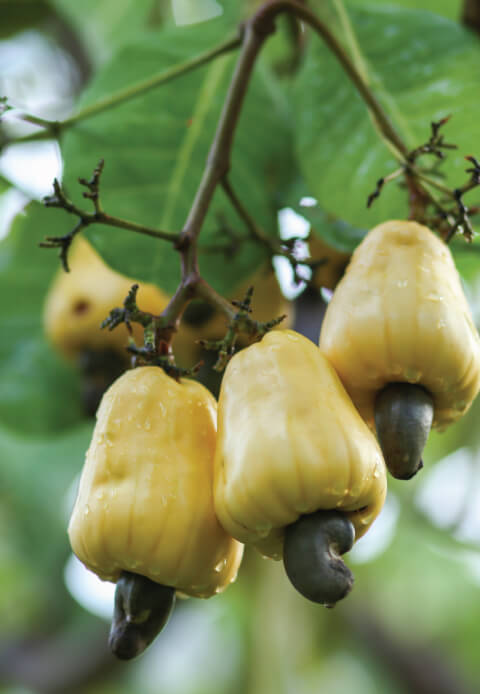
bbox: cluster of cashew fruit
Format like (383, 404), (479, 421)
(46, 221), (480, 659)
(43, 236), (294, 413)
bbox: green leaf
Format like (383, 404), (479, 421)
(0, 422), (92, 621)
(345, 0), (461, 22)
(298, 203), (366, 252)
(281, 176), (366, 252)
(0, 173), (11, 193)
(0, 0), (52, 40)
(49, 0), (168, 63)
(0, 422), (91, 538)
(60, 18), (292, 296)
(0, 202), (85, 434)
(49, 0), (244, 67)
(292, 6), (480, 231)
(0, 337), (84, 435)
(451, 236), (480, 282)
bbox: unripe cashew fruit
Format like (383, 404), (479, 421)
(214, 330), (386, 559)
(68, 366), (243, 597)
(319, 220), (480, 478)
(43, 237), (170, 359)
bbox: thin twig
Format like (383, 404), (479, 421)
(41, 0), (449, 368)
(221, 178), (272, 247)
(221, 177), (316, 284)
(40, 168), (178, 270)
(178, 0), (408, 271)
(5, 33), (243, 146)
(43, 178), (178, 242)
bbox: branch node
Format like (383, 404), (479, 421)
(198, 285), (286, 371)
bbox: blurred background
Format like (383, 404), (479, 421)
(1, 1), (480, 693)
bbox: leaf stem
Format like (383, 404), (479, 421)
(331, 0), (370, 86)
(275, 0), (409, 158)
(44, 178), (178, 243)
(177, 0), (410, 287)
(160, 0), (411, 346)
(221, 177), (272, 248)
(177, 18), (272, 279)
(91, 213), (179, 241)
(408, 169), (453, 197)
(7, 33), (243, 146)
(40, 1), (435, 367)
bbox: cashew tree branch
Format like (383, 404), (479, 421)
(3, 33), (243, 147)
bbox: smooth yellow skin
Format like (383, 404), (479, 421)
(319, 220), (480, 431)
(68, 366), (243, 597)
(214, 330), (386, 560)
(43, 237), (169, 359)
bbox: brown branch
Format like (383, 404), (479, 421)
(5, 34), (243, 148)
(40, 0), (417, 368)
(116, 0), (410, 356)
(177, 0), (410, 265)
(41, 168), (178, 271)
(462, 0), (480, 35)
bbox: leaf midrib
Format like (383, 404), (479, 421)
(158, 55), (232, 232)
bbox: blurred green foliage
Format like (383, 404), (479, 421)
(1, 1), (480, 693)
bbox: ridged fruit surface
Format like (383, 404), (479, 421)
(319, 220), (480, 431)
(68, 366), (243, 597)
(214, 330), (386, 559)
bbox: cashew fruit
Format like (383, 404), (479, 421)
(214, 329), (386, 560)
(43, 237), (170, 359)
(319, 220), (480, 478)
(320, 220), (480, 430)
(68, 366), (243, 597)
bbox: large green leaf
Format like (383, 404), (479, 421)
(0, 202), (84, 434)
(292, 6), (480, 232)
(0, 0), (52, 40)
(49, 0), (170, 65)
(49, 0), (243, 65)
(345, 0), (461, 22)
(60, 16), (292, 296)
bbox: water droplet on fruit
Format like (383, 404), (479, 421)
(214, 559), (226, 573)
(426, 293), (444, 302)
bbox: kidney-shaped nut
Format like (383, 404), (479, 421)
(68, 366), (243, 598)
